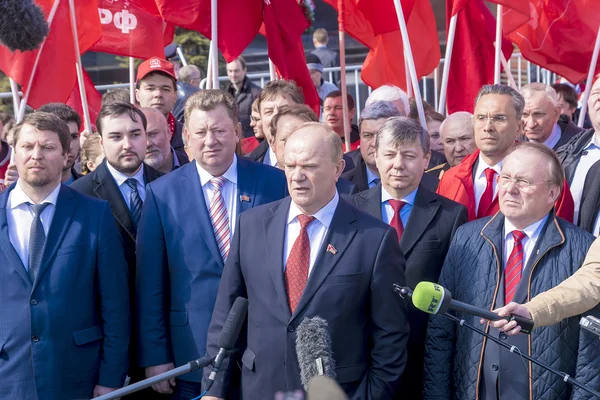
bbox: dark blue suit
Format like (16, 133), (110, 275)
(204, 197), (410, 399)
(0, 184), (130, 399)
(136, 157), (287, 382)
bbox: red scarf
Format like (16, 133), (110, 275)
(167, 112), (176, 140)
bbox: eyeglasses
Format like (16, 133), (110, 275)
(474, 115), (509, 126)
(497, 174), (551, 189)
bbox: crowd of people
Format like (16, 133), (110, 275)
(1, 28), (600, 400)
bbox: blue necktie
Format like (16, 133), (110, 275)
(27, 202), (50, 281)
(126, 179), (143, 228)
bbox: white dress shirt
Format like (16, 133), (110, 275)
(196, 155), (239, 236)
(503, 214), (548, 272)
(106, 162), (146, 209)
(381, 186), (417, 228)
(284, 191), (339, 275)
(570, 133), (600, 224)
(542, 123), (562, 150)
(474, 154), (503, 215)
(7, 180), (61, 271)
(366, 166), (380, 188)
(263, 146), (278, 168)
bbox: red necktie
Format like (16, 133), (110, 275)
(477, 168), (497, 218)
(504, 230), (527, 304)
(388, 200), (407, 241)
(285, 215), (316, 313)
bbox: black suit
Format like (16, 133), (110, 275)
(246, 140), (269, 163)
(352, 184), (468, 400)
(578, 159), (600, 234)
(171, 119), (185, 153)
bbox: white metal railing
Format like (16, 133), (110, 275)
(0, 52), (561, 117)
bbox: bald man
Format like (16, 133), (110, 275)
(142, 107), (189, 174)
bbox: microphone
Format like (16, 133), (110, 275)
(204, 296), (249, 392)
(296, 316), (336, 391)
(0, 0), (49, 52)
(307, 376), (348, 400)
(580, 315), (600, 338)
(409, 282), (534, 334)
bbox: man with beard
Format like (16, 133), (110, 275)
(142, 107), (189, 174)
(71, 102), (164, 398)
(37, 103), (83, 185)
(0, 111), (129, 399)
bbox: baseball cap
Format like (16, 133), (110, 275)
(136, 57), (176, 82)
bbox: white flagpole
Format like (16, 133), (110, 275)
(206, 42), (214, 89)
(68, 0), (92, 132)
(9, 78), (20, 117)
(210, 0), (219, 89)
(500, 52), (517, 88)
(438, 14), (457, 114)
(494, 5), (503, 84)
(17, 0), (61, 122)
(577, 27), (600, 128)
(129, 57), (136, 104)
(338, 0), (351, 152)
(392, 0), (426, 127)
(405, 57), (413, 97)
(269, 59), (277, 81)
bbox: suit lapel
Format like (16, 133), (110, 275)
(354, 159), (369, 192)
(237, 157), (258, 214)
(264, 198), (293, 320)
(355, 185), (382, 220)
(181, 163), (225, 268)
(93, 161), (136, 240)
(0, 186), (31, 286)
(33, 185), (77, 291)
(401, 187), (440, 254)
(292, 199), (358, 319)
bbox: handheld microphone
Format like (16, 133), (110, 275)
(204, 297), (249, 392)
(0, 0), (49, 52)
(296, 316), (336, 391)
(307, 375), (348, 400)
(580, 315), (600, 338)
(407, 282), (534, 334)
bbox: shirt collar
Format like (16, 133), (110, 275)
(106, 161), (145, 188)
(584, 132), (600, 151)
(542, 123), (562, 149)
(475, 153), (503, 180)
(9, 180), (61, 209)
(381, 185), (418, 206)
(171, 146), (181, 168)
(268, 146), (278, 167)
(195, 154), (238, 187)
(504, 214), (549, 242)
(288, 191), (339, 230)
(366, 166), (379, 185)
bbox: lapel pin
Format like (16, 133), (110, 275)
(327, 244), (337, 255)
(240, 195), (251, 202)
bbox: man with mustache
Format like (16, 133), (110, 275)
(436, 84), (574, 222)
(71, 102), (164, 398)
(142, 107), (189, 174)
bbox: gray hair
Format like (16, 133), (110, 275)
(365, 85), (410, 116)
(520, 83), (559, 107)
(359, 101), (402, 130)
(440, 112), (474, 138)
(475, 84), (525, 120)
(178, 65), (201, 84)
(375, 116), (430, 155)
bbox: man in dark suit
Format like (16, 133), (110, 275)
(352, 116), (467, 399)
(135, 57), (185, 153)
(0, 112), (129, 399)
(203, 122), (410, 400)
(141, 107), (189, 173)
(136, 90), (287, 399)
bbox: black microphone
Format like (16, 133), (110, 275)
(0, 0), (49, 52)
(296, 316), (336, 391)
(204, 297), (249, 391)
(401, 282), (534, 334)
(307, 375), (348, 400)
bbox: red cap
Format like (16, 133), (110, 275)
(136, 57), (176, 82)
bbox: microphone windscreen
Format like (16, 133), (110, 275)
(307, 376), (348, 400)
(217, 297), (248, 350)
(412, 281), (448, 315)
(296, 316), (336, 391)
(0, 0), (49, 52)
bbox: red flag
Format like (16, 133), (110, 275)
(261, 0), (320, 115)
(66, 68), (102, 131)
(129, 0), (175, 45)
(0, 0), (102, 109)
(445, 0), (513, 113)
(498, 0), (600, 84)
(91, 0), (166, 59)
(355, 0), (415, 36)
(154, 0), (263, 62)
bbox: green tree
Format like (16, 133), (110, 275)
(0, 73), (14, 115)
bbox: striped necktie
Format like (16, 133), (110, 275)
(209, 176), (231, 261)
(125, 178), (143, 228)
(505, 230), (527, 303)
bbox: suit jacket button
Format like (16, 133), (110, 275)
(499, 333), (508, 340)
(287, 326), (295, 332)
(492, 364), (499, 371)
(32, 336), (39, 342)
(30, 299), (38, 305)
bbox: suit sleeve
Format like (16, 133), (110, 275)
(362, 226), (410, 399)
(422, 230), (460, 400)
(97, 201), (131, 388)
(203, 214), (248, 397)
(135, 185), (172, 367)
(451, 205), (469, 239)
